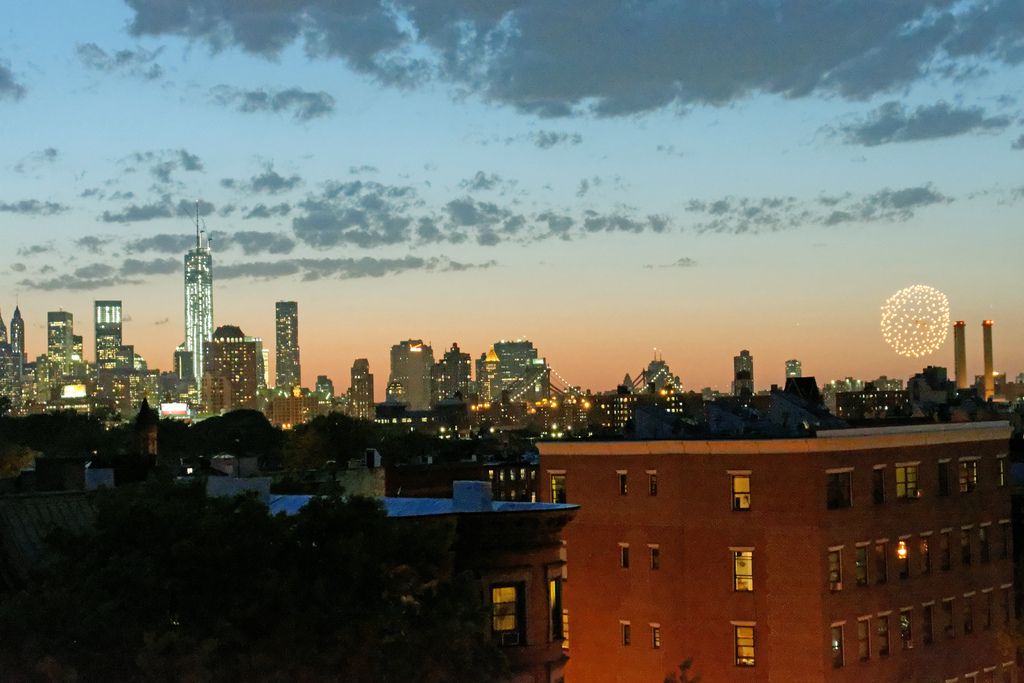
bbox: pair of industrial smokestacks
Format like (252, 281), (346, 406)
(953, 320), (995, 399)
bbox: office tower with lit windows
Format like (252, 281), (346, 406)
(315, 375), (334, 399)
(785, 359), (802, 379)
(476, 340), (549, 403)
(184, 222), (214, 395)
(389, 340), (434, 410)
(274, 301), (300, 390)
(46, 311), (74, 373)
(10, 306), (24, 370)
(954, 321), (968, 390)
(349, 358), (374, 420)
(201, 325), (261, 413)
(982, 320), (994, 400)
(94, 300), (123, 370)
(433, 342), (473, 403)
(732, 349), (754, 397)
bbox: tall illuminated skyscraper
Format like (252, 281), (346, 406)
(349, 358), (374, 420)
(953, 321), (968, 390)
(982, 320), (994, 400)
(184, 211), (214, 395)
(94, 300), (123, 370)
(732, 350), (754, 397)
(10, 306), (24, 370)
(47, 310), (74, 373)
(785, 359), (802, 379)
(275, 301), (301, 390)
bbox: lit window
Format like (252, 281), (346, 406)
(733, 550), (753, 592)
(491, 584), (524, 646)
(895, 465), (918, 499)
(828, 550), (842, 591)
(734, 625), (755, 667)
(959, 459), (979, 493)
(826, 471), (852, 509)
(648, 472), (658, 496)
(830, 625), (844, 668)
(897, 540), (910, 579)
(549, 578), (564, 642)
(550, 474), (566, 504)
(651, 624), (662, 649)
(899, 609), (913, 649)
(732, 474), (751, 511)
(919, 536), (931, 574)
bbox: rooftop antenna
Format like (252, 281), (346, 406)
(195, 200), (201, 248)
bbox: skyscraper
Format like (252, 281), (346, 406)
(475, 340), (549, 402)
(201, 325), (261, 413)
(389, 340), (434, 410)
(184, 213), (214, 395)
(0, 309), (7, 345)
(315, 375), (334, 399)
(982, 320), (994, 400)
(953, 321), (968, 390)
(9, 306), (24, 369)
(785, 359), (802, 379)
(47, 311), (74, 373)
(274, 301), (301, 390)
(349, 358), (374, 420)
(433, 342), (473, 403)
(94, 300), (123, 370)
(732, 350), (754, 397)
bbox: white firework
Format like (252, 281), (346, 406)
(880, 285), (950, 358)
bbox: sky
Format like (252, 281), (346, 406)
(1, 0), (1022, 395)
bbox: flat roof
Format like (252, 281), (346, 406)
(268, 494), (578, 518)
(538, 421), (1010, 457)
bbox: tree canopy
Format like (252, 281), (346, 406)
(0, 482), (508, 682)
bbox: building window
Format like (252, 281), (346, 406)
(942, 599), (955, 639)
(733, 550), (754, 591)
(872, 468), (885, 504)
(940, 531), (952, 570)
(826, 471), (853, 509)
(920, 536), (931, 575)
(651, 624), (661, 649)
(732, 474), (751, 511)
(961, 529), (973, 566)
(649, 545), (660, 570)
(980, 526), (991, 563)
(828, 550), (843, 591)
(734, 625), (755, 667)
(1002, 587), (1012, 625)
(963, 595), (974, 635)
(618, 472), (628, 496)
(648, 472), (658, 496)
(896, 465), (918, 499)
(874, 542), (888, 584)
(562, 610), (570, 650)
(897, 540), (910, 579)
(1000, 521), (1011, 560)
(899, 609), (913, 650)
(830, 625), (845, 668)
(876, 616), (890, 657)
(549, 578), (564, 642)
(984, 591), (993, 630)
(857, 618), (871, 661)
(938, 461), (951, 496)
(855, 546), (869, 586)
(620, 544), (630, 569)
(998, 456), (1007, 487)
(959, 459), (979, 493)
(621, 622), (631, 646)
(550, 474), (566, 504)
(491, 583), (525, 646)
(922, 604), (934, 645)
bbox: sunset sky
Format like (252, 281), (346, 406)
(2, 0), (1022, 395)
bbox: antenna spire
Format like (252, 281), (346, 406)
(195, 200), (201, 247)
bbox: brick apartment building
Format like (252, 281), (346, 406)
(539, 422), (1015, 683)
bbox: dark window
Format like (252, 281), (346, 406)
(648, 473), (658, 496)
(874, 542), (887, 584)
(963, 596), (974, 635)
(828, 550), (842, 591)
(549, 578), (564, 642)
(984, 591), (993, 630)
(942, 600), (955, 639)
(938, 461), (951, 496)
(876, 616), (889, 656)
(855, 546), (869, 586)
(826, 472), (852, 509)
(621, 622), (631, 646)
(940, 531), (951, 570)
(980, 526), (990, 563)
(872, 468), (885, 504)
(919, 537), (931, 574)
(830, 625), (844, 668)
(550, 474), (566, 504)
(1000, 522), (1011, 560)
(618, 472), (628, 496)
(857, 619), (870, 660)
(620, 545), (630, 568)
(922, 604), (934, 645)
(491, 583), (526, 646)
(961, 529), (972, 566)
(1002, 588), (1012, 625)
(650, 546), (660, 570)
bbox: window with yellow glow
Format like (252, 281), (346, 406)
(734, 626), (755, 666)
(733, 551), (753, 591)
(732, 475), (751, 510)
(895, 465), (918, 499)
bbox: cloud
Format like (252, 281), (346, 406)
(75, 236), (112, 253)
(529, 131), (583, 148)
(119, 257), (179, 276)
(0, 61), (26, 101)
(1012, 134), (1024, 150)
(839, 101), (1012, 146)
(16, 244), (53, 257)
(18, 262), (138, 291)
(153, 317), (170, 325)
(76, 43), (164, 80)
(178, 149), (204, 171)
(0, 200), (68, 215)
(656, 144), (685, 158)
(14, 147), (59, 173)
(242, 203), (291, 219)
(825, 185), (951, 224)
(292, 180), (417, 248)
(646, 257), (698, 268)
(249, 168), (301, 193)
(101, 201), (174, 223)
(123, 0), (1024, 117)
(124, 230), (295, 255)
(460, 171), (502, 191)
(216, 256), (495, 281)
(211, 86), (335, 121)
(11, 263), (26, 272)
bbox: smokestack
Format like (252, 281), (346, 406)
(953, 321), (967, 390)
(982, 320), (994, 400)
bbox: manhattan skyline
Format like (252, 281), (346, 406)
(2, 0), (1022, 393)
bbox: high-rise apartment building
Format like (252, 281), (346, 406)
(274, 301), (300, 390)
(201, 325), (261, 413)
(953, 321), (968, 390)
(433, 342), (473, 403)
(732, 349), (754, 397)
(184, 220), (214, 395)
(475, 340), (549, 403)
(0, 309), (6, 345)
(389, 340), (434, 410)
(785, 359), (802, 379)
(9, 306), (24, 369)
(982, 320), (995, 400)
(94, 300), (123, 370)
(348, 358), (374, 420)
(46, 311), (74, 373)
(539, 421), (1015, 682)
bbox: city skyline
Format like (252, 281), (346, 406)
(2, 0), (1022, 395)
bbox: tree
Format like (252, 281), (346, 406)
(664, 658), (701, 683)
(0, 481), (508, 682)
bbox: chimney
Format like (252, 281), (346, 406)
(452, 480), (493, 512)
(953, 321), (967, 390)
(982, 320), (995, 400)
